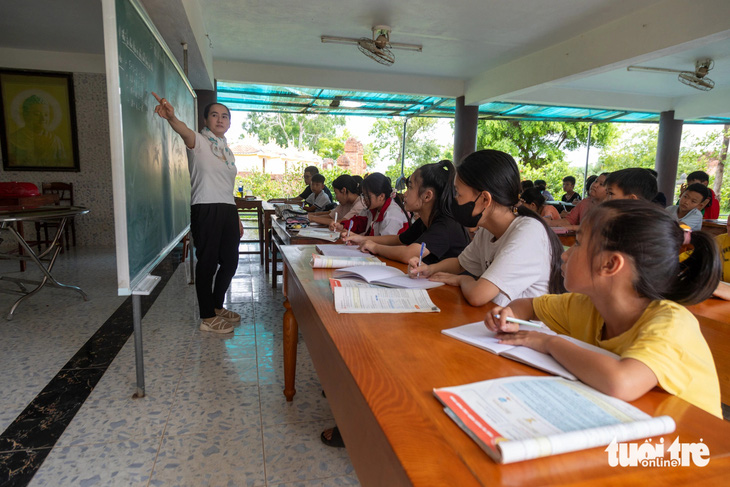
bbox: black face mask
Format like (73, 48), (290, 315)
(452, 195), (483, 227)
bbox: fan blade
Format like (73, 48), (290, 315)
(678, 72), (714, 91)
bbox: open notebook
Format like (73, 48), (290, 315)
(442, 322), (619, 380)
(333, 265), (444, 290)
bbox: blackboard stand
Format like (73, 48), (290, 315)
(131, 274), (161, 398)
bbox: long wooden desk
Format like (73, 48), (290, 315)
(279, 245), (730, 486)
(702, 219), (728, 237)
(688, 298), (730, 406)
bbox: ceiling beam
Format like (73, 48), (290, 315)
(465, 0), (730, 106)
(502, 86), (672, 114)
(214, 60), (464, 99)
(673, 86), (730, 120)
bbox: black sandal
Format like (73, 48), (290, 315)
(320, 426), (345, 448)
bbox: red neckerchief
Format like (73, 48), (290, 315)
(366, 197), (393, 236)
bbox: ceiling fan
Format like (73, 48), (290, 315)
(321, 25), (422, 66)
(626, 59), (715, 91)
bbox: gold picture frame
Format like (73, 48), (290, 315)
(0, 69), (80, 171)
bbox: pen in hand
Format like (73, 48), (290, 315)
(493, 314), (543, 329)
(416, 242), (426, 278)
(345, 220), (354, 244)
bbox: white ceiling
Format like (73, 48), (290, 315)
(1, 0), (729, 121)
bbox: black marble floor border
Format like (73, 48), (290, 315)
(0, 250), (183, 487)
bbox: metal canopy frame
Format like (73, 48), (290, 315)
(216, 81), (730, 124)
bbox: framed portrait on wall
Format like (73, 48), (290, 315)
(0, 69), (80, 171)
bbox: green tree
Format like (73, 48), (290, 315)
(370, 118), (445, 166)
(595, 126), (728, 205)
(369, 117), (447, 182)
(241, 112), (345, 153)
(477, 121), (618, 169)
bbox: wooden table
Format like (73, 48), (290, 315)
(688, 298), (730, 406)
(269, 215), (342, 288)
(702, 219), (728, 237)
(279, 245), (730, 486)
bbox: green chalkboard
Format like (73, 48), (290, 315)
(103, 0), (195, 294)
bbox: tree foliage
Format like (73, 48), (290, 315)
(477, 121), (618, 169)
(595, 126), (729, 208)
(369, 117), (448, 182)
(241, 112), (345, 154)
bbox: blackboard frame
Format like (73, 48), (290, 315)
(102, 0), (197, 295)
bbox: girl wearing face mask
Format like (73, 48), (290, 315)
(408, 150), (565, 307)
(336, 172), (408, 237)
(343, 161), (470, 264)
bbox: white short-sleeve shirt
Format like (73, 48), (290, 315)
(187, 132), (237, 206)
(457, 216), (552, 306)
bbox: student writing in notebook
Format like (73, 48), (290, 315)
(308, 175), (366, 227)
(408, 150), (565, 307)
(549, 173), (609, 228)
(485, 199), (722, 418)
(342, 160), (470, 264)
(334, 172), (409, 237)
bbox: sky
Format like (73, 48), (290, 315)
(227, 111), (724, 173)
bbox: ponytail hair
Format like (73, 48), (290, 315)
(362, 172), (407, 216)
(332, 174), (362, 196)
(411, 159), (456, 227)
(457, 150), (565, 294)
(582, 199), (721, 305)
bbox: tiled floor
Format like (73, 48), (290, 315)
(0, 242), (359, 486)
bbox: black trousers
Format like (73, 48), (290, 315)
(190, 203), (239, 319)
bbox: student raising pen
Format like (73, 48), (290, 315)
(343, 161), (470, 265)
(408, 150), (565, 307)
(485, 200), (722, 418)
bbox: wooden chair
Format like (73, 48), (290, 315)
(35, 182), (75, 251)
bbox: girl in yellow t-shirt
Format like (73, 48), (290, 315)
(484, 199), (723, 418)
(713, 218), (730, 300)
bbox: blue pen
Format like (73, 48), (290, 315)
(345, 220), (354, 245)
(417, 242), (426, 278)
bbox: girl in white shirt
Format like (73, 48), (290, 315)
(409, 149), (565, 307)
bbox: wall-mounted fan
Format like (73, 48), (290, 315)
(626, 59), (715, 91)
(321, 25), (422, 67)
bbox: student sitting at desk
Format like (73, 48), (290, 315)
(408, 150), (565, 307)
(714, 218), (730, 300)
(308, 175), (365, 227)
(334, 172), (408, 237)
(486, 199), (722, 418)
(548, 173), (608, 228)
(604, 167), (658, 201)
(519, 187), (560, 221)
(665, 183), (710, 231)
(298, 165), (333, 202)
(303, 174), (332, 212)
(343, 160), (470, 264)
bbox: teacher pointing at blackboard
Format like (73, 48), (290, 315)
(152, 92), (242, 334)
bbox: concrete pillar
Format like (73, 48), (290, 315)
(453, 96), (479, 165)
(655, 110), (684, 202)
(195, 88), (217, 132)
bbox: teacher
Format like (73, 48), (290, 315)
(152, 92), (242, 334)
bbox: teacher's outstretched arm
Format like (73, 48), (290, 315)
(151, 92), (196, 149)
